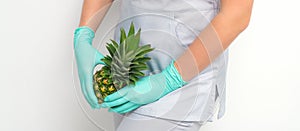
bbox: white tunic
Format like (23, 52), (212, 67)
(113, 0), (228, 123)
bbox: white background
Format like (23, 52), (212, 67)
(0, 0), (299, 131)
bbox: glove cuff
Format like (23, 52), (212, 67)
(162, 60), (188, 92)
(74, 26), (95, 48)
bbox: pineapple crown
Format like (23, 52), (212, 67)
(101, 22), (154, 87)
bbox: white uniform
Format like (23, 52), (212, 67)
(113, 0), (228, 130)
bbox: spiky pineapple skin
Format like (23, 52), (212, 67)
(93, 22), (154, 104)
(93, 67), (118, 104)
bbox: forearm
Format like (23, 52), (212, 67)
(79, 0), (113, 32)
(175, 0), (254, 81)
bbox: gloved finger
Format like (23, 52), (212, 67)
(84, 74), (100, 109)
(119, 104), (141, 114)
(109, 101), (137, 113)
(93, 48), (105, 65)
(101, 97), (129, 108)
(104, 86), (131, 102)
(79, 78), (92, 105)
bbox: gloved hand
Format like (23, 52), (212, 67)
(74, 26), (105, 109)
(101, 61), (187, 113)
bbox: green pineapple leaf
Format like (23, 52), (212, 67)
(110, 39), (119, 48)
(131, 65), (148, 71)
(126, 28), (141, 53)
(101, 56), (112, 67)
(128, 22), (135, 37)
(129, 76), (138, 84)
(120, 28), (127, 44)
(106, 43), (117, 57)
(130, 69), (145, 77)
(133, 57), (151, 63)
(136, 47), (154, 58)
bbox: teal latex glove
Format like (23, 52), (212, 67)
(101, 61), (187, 113)
(74, 26), (105, 109)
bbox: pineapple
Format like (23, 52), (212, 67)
(93, 22), (154, 104)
